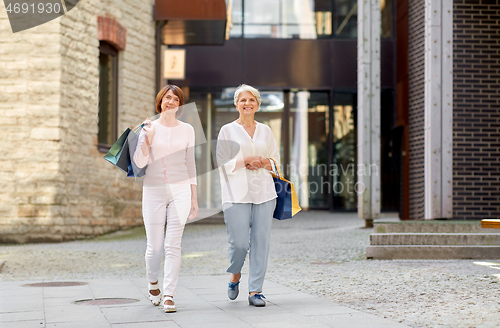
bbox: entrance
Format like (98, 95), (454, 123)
(189, 88), (358, 212)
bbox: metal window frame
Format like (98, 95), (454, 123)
(97, 41), (119, 153)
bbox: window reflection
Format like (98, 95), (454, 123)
(189, 88), (363, 212)
(227, 0), (243, 38)
(333, 105), (353, 141)
(243, 0), (317, 39)
(289, 91), (330, 210)
(190, 88), (332, 211)
(229, 0), (322, 39)
(333, 0), (357, 38)
(227, 0), (393, 39)
(316, 11), (332, 36)
(332, 93), (357, 210)
(189, 89), (286, 211)
(97, 41), (118, 152)
(380, 0), (393, 39)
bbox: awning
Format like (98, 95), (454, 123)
(155, 0), (227, 45)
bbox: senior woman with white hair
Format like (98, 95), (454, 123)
(216, 84), (280, 307)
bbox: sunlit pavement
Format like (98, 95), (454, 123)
(0, 274), (409, 328)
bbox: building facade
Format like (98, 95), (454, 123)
(371, 0), (500, 220)
(1, 0), (399, 243)
(0, 0), (156, 242)
(167, 0), (399, 214)
(451, 0), (500, 220)
(2, 0), (496, 244)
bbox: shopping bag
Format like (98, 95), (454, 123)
(125, 124), (147, 177)
(103, 128), (131, 174)
(103, 124), (147, 177)
(269, 158), (301, 220)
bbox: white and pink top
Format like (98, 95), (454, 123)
(133, 120), (197, 186)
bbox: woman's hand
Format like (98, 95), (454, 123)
(260, 157), (273, 171)
(188, 198), (199, 220)
(245, 156), (263, 170)
(142, 118), (155, 145)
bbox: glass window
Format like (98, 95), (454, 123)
(228, 1), (393, 40)
(288, 91), (330, 209)
(97, 41), (118, 152)
(190, 88), (363, 212)
(227, 0), (243, 38)
(333, 0), (393, 39)
(380, 0), (393, 39)
(188, 88), (286, 211)
(243, 0), (280, 38)
(315, 0), (333, 37)
(281, 0), (318, 39)
(332, 92), (357, 210)
(333, 0), (357, 38)
(228, 0), (320, 39)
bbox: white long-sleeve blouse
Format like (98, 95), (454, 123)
(217, 121), (280, 205)
(133, 120), (197, 186)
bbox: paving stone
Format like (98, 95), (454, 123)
(1, 212), (498, 327)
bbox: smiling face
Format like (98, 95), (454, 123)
(161, 89), (180, 113)
(236, 91), (259, 118)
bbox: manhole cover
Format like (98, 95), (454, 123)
(75, 298), (139, 305)
(22, 282), (88, 287)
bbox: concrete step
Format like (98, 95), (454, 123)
(374, 221), (499, 234)
(370, 233), (500, 246)
(366, 245), (500, 260)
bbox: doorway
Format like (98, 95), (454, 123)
(189, 87), (360, 212)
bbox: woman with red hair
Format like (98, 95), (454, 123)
(133, 85), (198, 313)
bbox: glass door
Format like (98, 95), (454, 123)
(288, 91), (330, 210)
(189, 88), (332, 212)
(332, 92), (357, 211)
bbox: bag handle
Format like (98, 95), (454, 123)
(269, 158), (282, 179)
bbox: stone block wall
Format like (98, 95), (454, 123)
(0, 5), (63, 243)
(0, 0), (156, 243)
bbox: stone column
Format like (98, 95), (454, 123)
(357, 0), (381, 225)
(424, 0), (453, 219)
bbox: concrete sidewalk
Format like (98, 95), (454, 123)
(0, 275), (409, 328)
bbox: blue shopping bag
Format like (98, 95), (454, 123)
(270, 158), (301, 220)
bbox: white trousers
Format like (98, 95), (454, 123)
(142, 184), (191, 296)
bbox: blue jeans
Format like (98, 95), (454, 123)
(223, 198), (276, 293)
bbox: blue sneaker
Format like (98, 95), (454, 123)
(228, 281), (240, 300)
(248, 293), (266, 307)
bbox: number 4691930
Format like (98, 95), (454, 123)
(6, 2), (62, 14)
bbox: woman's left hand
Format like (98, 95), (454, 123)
(246, 164), (258, 170)
(188, 199), (199, 220)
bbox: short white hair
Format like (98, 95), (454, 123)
(233, 84), (261, 107)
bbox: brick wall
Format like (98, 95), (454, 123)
(453, 0), (500, 220)
(0, 0), (156, 243)
(408, 0), (425, 220)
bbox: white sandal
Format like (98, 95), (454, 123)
(148, 282), (161, 306)
(163, 296), (177, 313)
